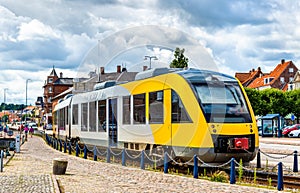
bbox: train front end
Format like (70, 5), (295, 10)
(173, 69), (259, 164)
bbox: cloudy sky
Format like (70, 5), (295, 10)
(0, 0), (299, 105)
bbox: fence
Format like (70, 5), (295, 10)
(45, 134), (299, 191)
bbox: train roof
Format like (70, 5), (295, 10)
(135, 67), (237, 82)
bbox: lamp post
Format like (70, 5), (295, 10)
(25, 79), (31, 122)
(3, 88), (8, 104)
(144, 55), (158, 69)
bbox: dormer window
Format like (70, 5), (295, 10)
(264, 77), (274, 85)
(48, 78), (53, 83)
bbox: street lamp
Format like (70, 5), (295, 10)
(3, 88), (8, 104)
(144, 55), (158, 69)
(25, 79), (31, 122)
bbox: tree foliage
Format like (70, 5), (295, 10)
(170, 47), (189, 68)
(244, 88), (298, 118)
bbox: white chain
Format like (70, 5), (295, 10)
(110, 148), (123, 156)
(260, 150), (293, 159)
(124, 149), (142, 159)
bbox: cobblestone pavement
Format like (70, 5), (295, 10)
(0, 136), (283, 193)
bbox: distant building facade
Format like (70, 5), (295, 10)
(235, 59), (298, 91)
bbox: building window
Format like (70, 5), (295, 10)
(98, 100), (106, 132)
(264, 78), (268, 84)
(47, 97), (52, 103)
(48, 86), (52, 93)
(72, 104), (78, 125)
(48, 78), (53, 83)
(89, 101), (96, 132)
(133, 93), (145, 124)
(289, 77), (294, 83)
(123, 96), (130, 124)
(289, 68), (294, 73)
(81, 103), (88, 131)
(171, 90), (191, 123)
(149, 91), (164, 124)
(280, 77), (285, 83)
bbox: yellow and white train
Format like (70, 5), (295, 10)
(53, 68), (259, 163)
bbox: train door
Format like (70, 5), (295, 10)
(108, 98), (118, 146)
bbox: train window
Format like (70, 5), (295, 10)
(89, 101), (96, 132)
(123, 96), (130, 124)
(98, 100), (106, 132)
(81, 103), (88, 131)
(149, 91), (164, 124)
(65, 107), (69, 125)
(72, 104), (78, 125)
(171, 90), (191, 123)
(59, 108), (65, 130)
(133, 93), (146, 124)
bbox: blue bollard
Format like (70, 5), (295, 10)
(76, 143), (79, 157)
(164, 152), (168, 174)
(0, 150), (3, 172)
(140, 150), (145, 170)
(59, 140), (62, 152)
(106, 147), (111, 163)
(277, 162), (284, 191)
(293, 150), (298, 172)
(64, 141), (67, 153)
(122, 149), (126, 166)
(83, 145), (87, 159)
(230, 158), (236, 184)
(193, 155), (198, 179)
(257, 149), (261, 168)
(93, 147), (97, 161)
(68, 142), (72, 155)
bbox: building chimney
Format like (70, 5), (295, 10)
(281, 59), (285, 64)
(60, 72), (63, 78)
(117, 65), (121, 73)
(100, 67), (105, 74)
(143, 66), (148, 71)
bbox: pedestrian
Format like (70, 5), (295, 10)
(29, 126), (34, 138)
(24, 125), (29, 141)
(3, 124), (7, 138)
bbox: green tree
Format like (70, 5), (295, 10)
(244, 87), (261, 115)
(170, 47), (189, 68)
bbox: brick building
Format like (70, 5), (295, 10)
(42, 67), (73, 124)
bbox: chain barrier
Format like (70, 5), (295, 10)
(197, 156), (232, 168)
(143, 153), (164, 163)
(110, 148), (123, 156)
(95, 147), (107, 156)
(86, 145), (95, 152)
(124, 149), (142, 159)
(260, 149), (293, 160)
(233, 159), (255, 172)
(166, 153), (194, 165)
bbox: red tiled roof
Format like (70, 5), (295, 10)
(248, 61), (293, 89)
(235, 72), (251, 83)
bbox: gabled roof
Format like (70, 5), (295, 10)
(235, 72), (251, 83)
(235, 67), (262, 86)
(49, 66), (58, 77)
(248, 61), (294, 89)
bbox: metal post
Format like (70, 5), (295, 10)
(0, 150), (3, 172)
(257, 149), (261, 168)
(193, 155), (198, 179)
(68, 142), (72, 155)
(230, 158), (236, 184)
(83, 145), (87, 159)
(122, 149), (126, 166)
(59, 140), (62, 152)
(64, 141), (67, 153)
(76, 143), (79, 157)
(277, 162), (284, 191)
(93, 147), (97, 161)
(293, 150), (298, 172)
(164, 152), (168, 174)
(140, 150), (145, 170)
(106, 147), (111, 163)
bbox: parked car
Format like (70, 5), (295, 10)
(288, 124), (300, 137)
(282, 124), (300, 137)
(28, 122), (38, 130)
(44, 123), (52, 130)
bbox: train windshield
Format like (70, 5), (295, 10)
(193, 82), (252, 123)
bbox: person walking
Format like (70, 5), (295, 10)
(24, 125), (29, 141)
(29, 126), (34, 138)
